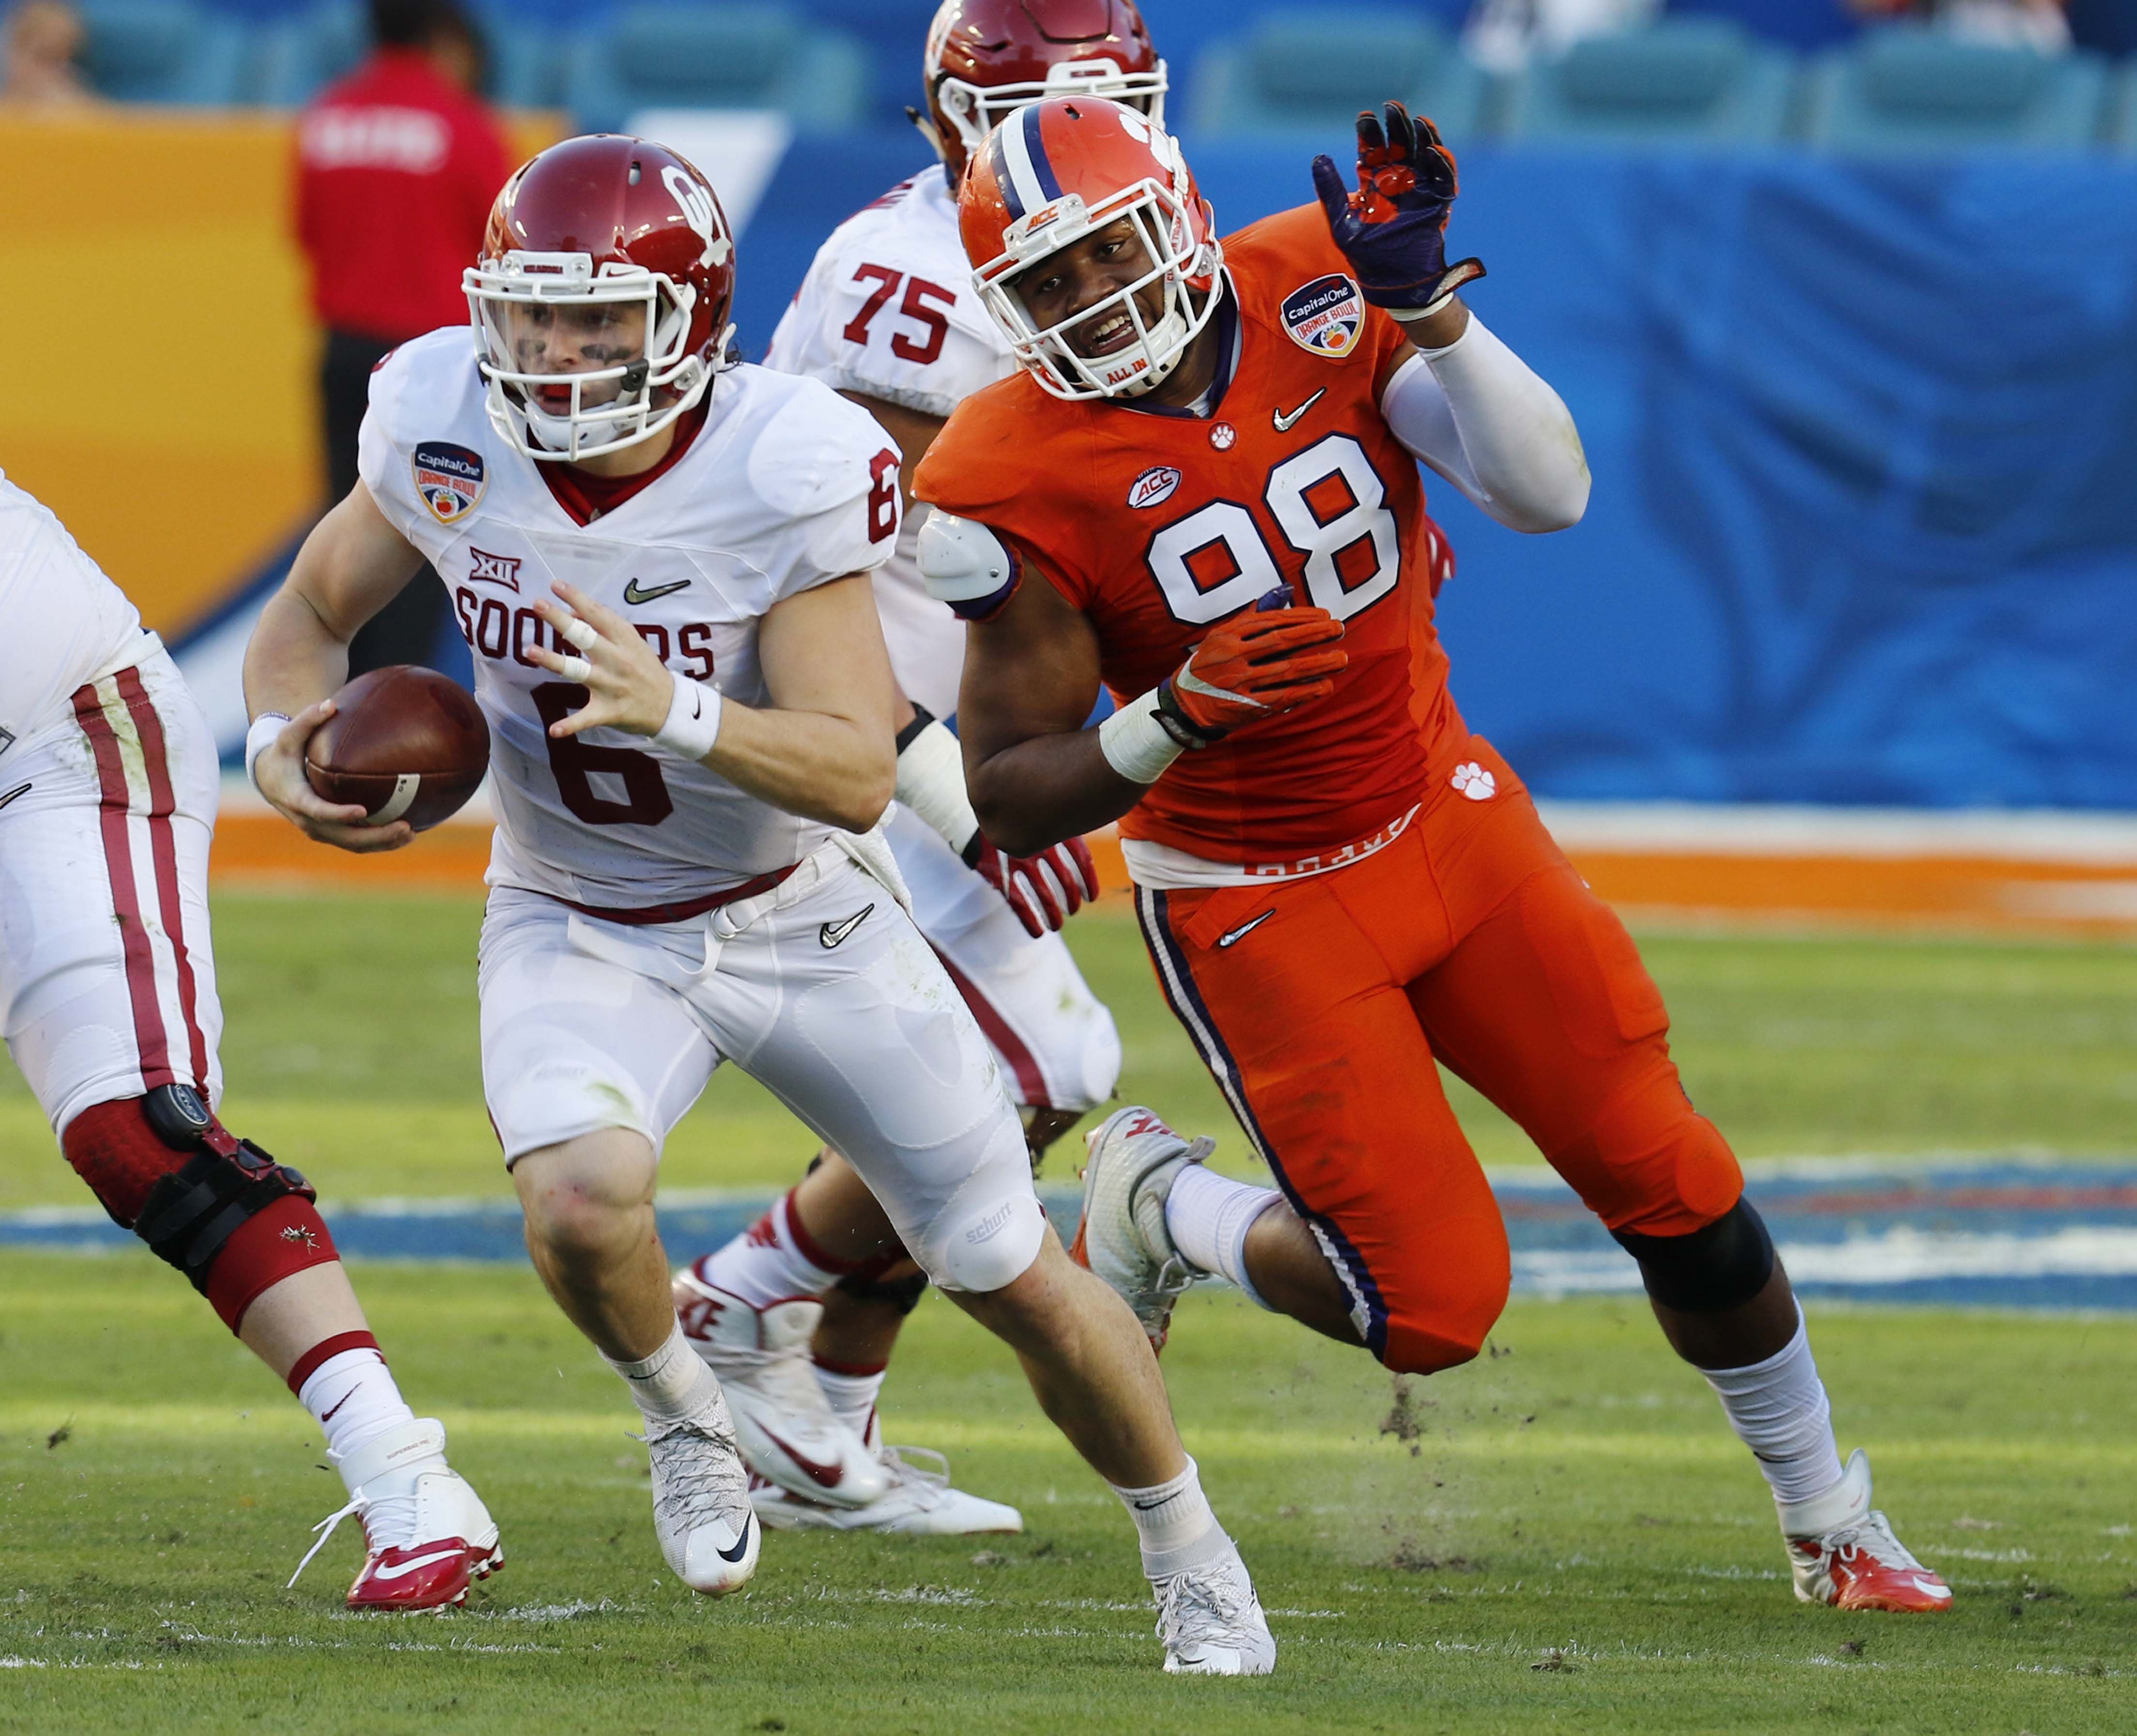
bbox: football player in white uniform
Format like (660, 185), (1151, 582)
(671, 0), (1168, 1540)
(0, 474), (498, 1611)
(240, 135), (1275, 1673)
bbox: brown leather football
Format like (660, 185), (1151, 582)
(304, 666), (489, 832)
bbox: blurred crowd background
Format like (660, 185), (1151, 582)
(3, 1), (2137, 139)
(1, 0), (2133, 841)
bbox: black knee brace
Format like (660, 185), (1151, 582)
(833, 1268), (929, 1316)
(132, 1085), (317, 1293)
(1611, 1196), (1775, 1313)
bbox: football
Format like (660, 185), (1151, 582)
(303, 665), (489, 832)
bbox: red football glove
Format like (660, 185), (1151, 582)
(963, 833), (1100, 937)
(1156, 592), (1348, 745)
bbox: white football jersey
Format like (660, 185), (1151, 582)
(764, 169), (1013, 721)
(360, 329), (903, 909)
(0, 471), (152, 751)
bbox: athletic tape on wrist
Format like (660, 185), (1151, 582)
(652, 670), (722, 761)
(1099, 690), (1185, 785)
(894, 715), (981, 857)
(1392, 290), (1459, 326)
(244, 712), (290, 795)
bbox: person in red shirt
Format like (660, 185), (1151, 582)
(294, 0), (511, 674)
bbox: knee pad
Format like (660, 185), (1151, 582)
(929, 1190), (1046, 1295)
(1611, 1196), (1774, 1313)
(834, 1262), (929, 1316)
(63, 1088), (334, 1328)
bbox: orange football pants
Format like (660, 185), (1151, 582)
(1133, 738), (1743, 1376)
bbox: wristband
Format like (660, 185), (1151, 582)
(1098, 688), (1187, 785)
(244, 712), (291, 796)
(893, 711), (981, 857)
(652, 671), (722, 761)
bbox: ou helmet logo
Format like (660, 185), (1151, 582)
(661, 163), (731, 268)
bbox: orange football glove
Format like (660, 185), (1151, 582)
(1155, 589), (1348, 745)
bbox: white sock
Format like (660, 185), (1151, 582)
(697, 1190), (842, 1309)
(813, 1360), (887, 1441)
(300, 1348), (416, 1464)
(1701, 1310), (1846, 1508)
(1164, 1164), (1282, 1309)
(1109, 1455), (1229, 1579)
(604, 1321), (721, 1423)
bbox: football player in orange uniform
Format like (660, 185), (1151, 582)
(910, 96), (1952, 1615)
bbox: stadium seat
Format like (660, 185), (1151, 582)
(75, 0), (246, 105)
(563, 4), (869, 135)
(1182, 10), (1489, 142)
(1498, 19), (1795, 146)
(1800, 28), (2112, 152)
(248, 2), (560, 110)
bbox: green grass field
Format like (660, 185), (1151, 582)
(4, 893), (2137, 1733)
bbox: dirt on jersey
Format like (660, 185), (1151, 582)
(916, 204), (1464, 865)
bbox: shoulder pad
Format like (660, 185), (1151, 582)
(917, 512), (1019, 621)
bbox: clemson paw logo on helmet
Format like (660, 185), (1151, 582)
(1451, 762), (1496, 801)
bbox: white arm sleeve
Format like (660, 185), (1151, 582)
(1379, 315), (1591, 534)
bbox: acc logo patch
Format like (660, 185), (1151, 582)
(1127, 466), (1182, 510)
(1280, 273), (1365, 359)
(413, 441), (485, 525)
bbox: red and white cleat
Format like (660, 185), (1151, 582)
(672, 1265), (888, 1510)
(750, 1413), (1024, 1536)
(1780, 1449), (1952, 1614)
(289, 1418), (502, 1611)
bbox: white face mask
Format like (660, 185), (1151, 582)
(933, 56), (1169, 167)
(463, 251), (727, 462)
(975, 182), (1221, 404)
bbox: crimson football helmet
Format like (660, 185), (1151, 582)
(961, 96), (1219, 401)
(464, 134), (737, 462)
(921, 0), (1166, 181)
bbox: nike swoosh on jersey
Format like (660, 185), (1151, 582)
(368, 1548), (466, 1582)
(623, 577), (691, 605)
(756, 1425), (850, 1490)
(818, 905), (874, 950)
(1272, 389), (1326, 433)
(717, 1516), (755, 1563)
(1216, 911), (1274, 949)
(0, 782), (32, 815)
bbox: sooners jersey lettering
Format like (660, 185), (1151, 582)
(358, 330), (899, 907)
(915, 205), (1463, 864)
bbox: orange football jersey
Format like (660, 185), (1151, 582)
(916, 203), (1466, 864)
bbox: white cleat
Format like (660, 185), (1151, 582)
(751, 1419), (1023, 1536)
(645, 1384), (759, 1597)
(289, 1418), (502, 1611)
(1069, 1106), (1211, 1351)
(1779, 1449), (1953, 1614)
(673, 1264), (890, 1510)
(1152, 1540), (1276, 1676)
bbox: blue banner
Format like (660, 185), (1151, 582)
(734, 140), (2137, 810)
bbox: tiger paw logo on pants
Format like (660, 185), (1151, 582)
(1452, 762), (1496, 801)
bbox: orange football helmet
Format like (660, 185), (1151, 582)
(959, 96), (1218, 401)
